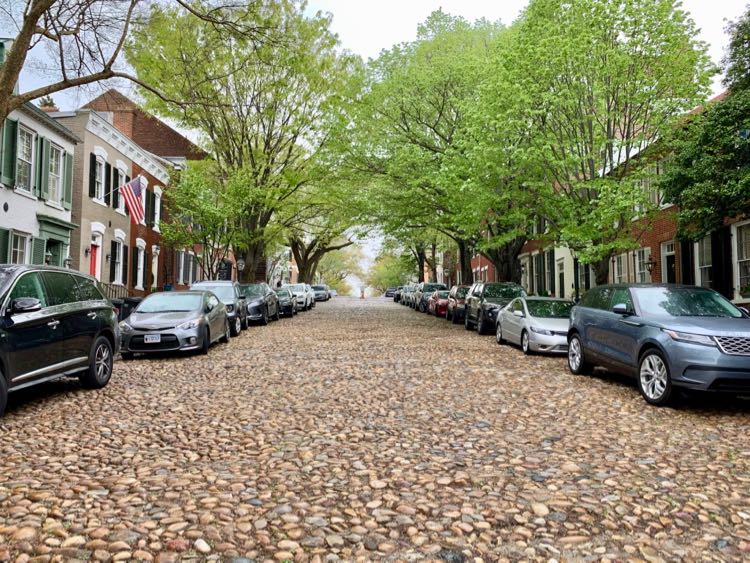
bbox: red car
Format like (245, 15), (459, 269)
(427, 290), (450, 317)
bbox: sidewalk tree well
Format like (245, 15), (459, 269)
(505, 0), (714, 284)
(126, 0), (359, 281)
(0, 0), (270, 124)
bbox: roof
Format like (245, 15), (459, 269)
(19, 103), (80, 144)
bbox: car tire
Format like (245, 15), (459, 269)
(220, 319), (230, 343)
(464, 312), (473, 331)
(567, 334), (593, 375)
(121, 352), (134, 361)
(521, 330), (532, 355)
(452, 311), (461, 325)
(496, 323), (505, 345)
(275, 305), (281, 321)
(201, 328), (210, 354)
(230, 316), (241, 337)
(0, 371), (8, 417)
(80, 336), (113, 389)
(638, 349), (674, 406)
(261, 308), (269, 326)
(477, 312), (488, 335)
(446, 309), (452, 321)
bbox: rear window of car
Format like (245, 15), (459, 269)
(193, 284), (234, 300)
(454, 287), (469, 298)
(579, 287), (613, 310)
(484, 284), (525, 298)
(74, 276), (105, 301)
(527, 300), (574, 318)
(8, 272), (49, 308)
(423, 284), (446, 292)
(436, 291), (449, 299)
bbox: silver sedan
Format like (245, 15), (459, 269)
(496, 297), (574, 354)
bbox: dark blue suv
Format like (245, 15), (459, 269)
(568, 284), (750, 406)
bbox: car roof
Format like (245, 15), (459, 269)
(193, 280), (235, 285)
(597, 283), (707, 290)
(523, 296), (573, 302)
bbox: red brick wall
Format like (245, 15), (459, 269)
(632, 207), (681, 283)
(129, 166), (165, 297)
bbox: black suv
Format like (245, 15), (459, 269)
(465, 282), (527, 334)
(0, 265), (118, 416)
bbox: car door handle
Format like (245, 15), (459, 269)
(619, 319), (642, 327)
(47, 320), (60, 329)
(87, 312), (97, 319)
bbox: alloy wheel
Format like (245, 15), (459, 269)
(235, 317), (242, 334)
(640, 353), (668, 401)
(522, 331), (530, 354)
(496, 323), (503, 344)
(94, 343), (111, 382)
(568, 337), (582, 371)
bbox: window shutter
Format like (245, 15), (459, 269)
(104, 162), (111, 205)
(0, 228), (10, 262)
(1, 119), (18, 187)
(145, 190), (154, 226)
(132, 247), (139, 288)
(33, 136), (43, 196)
(547, 250), (555, 295)
(109, 240), (117, 283)
(63, 152), (73, 210)
(31, 237), (46, 264)
(122, 244), (129, 285)
(88, 153), (97, 198)
(144, 251), (150, 290)
(112, 170), (120, 210)
(39, 138), (50, 200)
(124, 175), (131, 215)
(192, 256), (198, 283)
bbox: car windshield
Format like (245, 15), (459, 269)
(436, 291), (449, 299)
(484, 284), (524, 298)
(312, 285), (326, 290)
(137, 293), (202, 313)
(275, 289), (290, 297)
(242, 284), (265, 297)
(194, 284), (234, 300)
(526, 300), (574, 318)
(634, 287), (743, 318)
(287, 284), (305, 292)
(422, 284), (445, 292)
(455, 287), (469, 298)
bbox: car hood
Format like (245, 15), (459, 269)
(653, 316), (750, 337)
(246, 297), (264, 306)
(529, 317), (570, 332)
(129, 310), (198, 329)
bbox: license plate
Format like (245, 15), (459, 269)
(144, 334), (161, 344)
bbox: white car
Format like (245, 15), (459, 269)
(496, 297), (574, 354)
(283, 283), (314, 311)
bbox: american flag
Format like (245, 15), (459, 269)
(121, 176), (145, 224)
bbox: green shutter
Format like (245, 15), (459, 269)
(63, 152), (73, 210)
(1, 119), (17, 187)
(33, 136), (42, 196)
(39, 137), (50, 200)
(31, 237), (46, 265)
(0, 228), (9, 263)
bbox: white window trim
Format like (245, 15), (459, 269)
(15, 126), (35, 193)
(10, 231), (31, 264)
(93, 146), (109, 161)
(187, 251), (196, 285)
(92, 156), (106, 204)
(135, 237), (147, 291)
(153, 185), (162, 232)
(151, 244), (160, 289)
(47, 143), (64, 205)
(693, 236), (712, 289)
(660, 241), (675, 285)
(635, 248), (652, 284)
(115, 167), (127, 215)
(139, 176), (149, 226)
(112, 238), (124, 286)
(732, 220), (750, 302)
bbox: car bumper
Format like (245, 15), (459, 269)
(669, 344), (750, 392)
(279, 302), (294, 315)
(121, 327), (204, 353)
(246, 304), (265, 320)
(314, 294), (327, 301)
(529, 332), (569, 354)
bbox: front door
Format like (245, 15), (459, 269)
(46, 240), (62, 267)
(661, 241), (676, 283)
(89, 244), (98, 277)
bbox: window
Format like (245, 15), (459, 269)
(557, 260), (565, 299)
(16, 127), (33, 191)
(151, 248), (159, 288)
(610, 287), (634, 311)
(635, 248), (651, 283)
(8, 272), (48, 308)
(111, 240), (123, 284)
(74, 277), (105, 301)
(737, 224), (750, 298)
(580, 287), (613, 310)
(94, 158), (104, 200)
(48, 144), (63, 204)
(614, 254), (625, 284)
(696, 236), (712, 288)
(42, 272), (80, 306)
(10, 232), (29, 264)
(116, 169), (126, 213)
(136, 247), (145, 290)
(153, 189), (162, 230)
(176, 250), (185, 284)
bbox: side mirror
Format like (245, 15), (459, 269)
(512, 309), (525, 318)
(739, 306), (750, 317)
(8, 297), (42, 316)
(612, 303), (631, 316)
(205, 303), (214, 313)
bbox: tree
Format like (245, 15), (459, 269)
(504, 0), (713, 283)
(367, 251), (416, 293)
(127, 0), (358, 281)
(0, 0), (269, 124)
(317, 245), (364, 294)
(661, 7), (750, 240)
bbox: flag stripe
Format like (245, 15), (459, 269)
(121, 176), (145, 225)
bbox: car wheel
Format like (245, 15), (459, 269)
(638, 350), (674, 406)
(477, 312), (488, 334)
(0, 370), (8, 417)
(521, 330), (532, 355)
(220, 319), (230, 343)
(567, 334), (592, 375)
(446, 309), (452, 321)
(275, 305), (281, 321)
(230, 316), (241, 337)
(261, 307), (269, 325)
(241, 314), (248, 330)
(496, 322), (505, 345)
(201, 327), (210, 354)
(452, 310), (461, 325)
(464, 312), (473, 331)
(80, 336), (113, 389)
(121, 352), (134, 361)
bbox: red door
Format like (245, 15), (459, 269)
(89, 245), (98, 277)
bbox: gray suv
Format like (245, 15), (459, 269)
(190, 281), (247, 336)
(568, 284), (750, 406)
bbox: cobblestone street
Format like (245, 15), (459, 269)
(1, 298), (750, 562)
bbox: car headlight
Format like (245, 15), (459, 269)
(177, 319), (201, 330)
(530, 326), (554, 336)
(663, 329), (716, 347)
(226, 304), (234, 312)
(119, 321), (133, 332)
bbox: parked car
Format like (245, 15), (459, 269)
(427, 290), (450, 317)
(393, 286), (404, 303)
(284, 283), (314, 311)
(400, 285), (414, 306)
(385, 287), (397, 298)
(568, 284), (750, 406)
(415, 282), (448, 313)
(465, 282), (527, 334)
(274, 287), (297, 316)
(497, 297), (573, 354)
(446, 285), (471, 324)
(120, 290), (228, 359)
(312, 284), (330, 301)
(240, 283), (280, 324)
(305, 284), (316, 308)
(329, 289), (338, 298)
(190, 280), (247, 336)
(0, 265), (118, 416)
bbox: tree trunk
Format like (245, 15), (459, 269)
(456, 239), (473, 284)
(429, 242), (438, 282)
(239, 240), (266, 283)
(481, 236), (526, 283)
(414, 246), (426, 283)
(592, 255), (612, 286)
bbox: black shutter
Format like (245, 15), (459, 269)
(547, 250), (555, 296)
(132, 247), (139, 288)
(144, 251), (150, 290)
(104, 163), (111, 205)
(112, 170), (120, 209)
(109, 240), (117, 283)
(124, 175), (131, 215)
(192, 255), (198, 282)
(89, 153), (97, 198)
(147, 190), (155, 227)
(122, 244), (129, 285)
